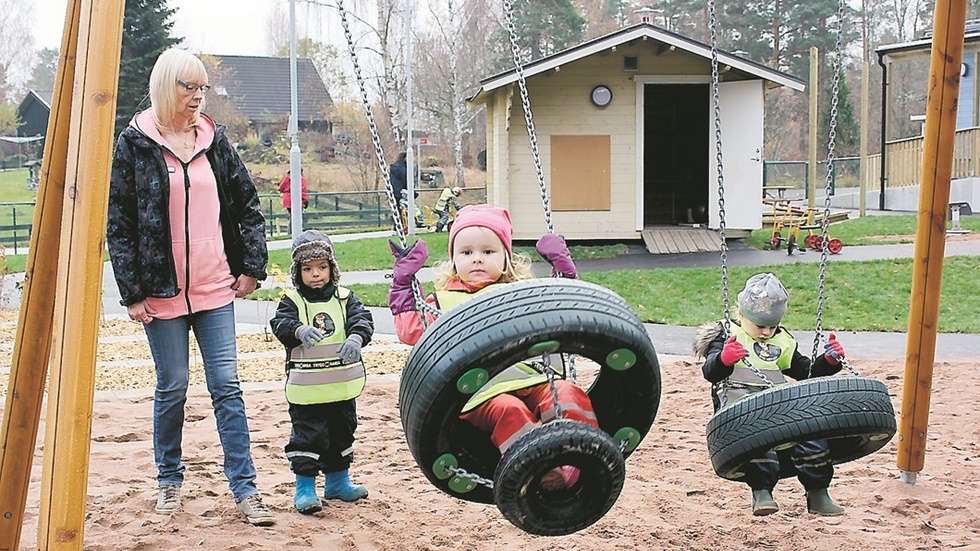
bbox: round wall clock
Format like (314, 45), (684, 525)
(591, 85), (613, 107)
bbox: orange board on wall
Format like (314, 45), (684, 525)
(550, 135), (611, 211)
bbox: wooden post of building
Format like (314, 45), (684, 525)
(897, 0), (966, 484)
(0, 1), (80, 548)
(859, 61), (869, 217)
(35, 0), (125, 547)
(808, 47), (818, 209)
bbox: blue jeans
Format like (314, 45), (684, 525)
(144, 302), (258, 501)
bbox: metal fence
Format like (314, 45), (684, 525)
(762, 157), (863, 197)
(0, 186), (487, 253)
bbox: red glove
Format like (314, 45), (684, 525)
(720, 335), (748, 367)
(824, 332), (845, 364)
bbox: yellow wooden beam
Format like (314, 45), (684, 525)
(897, 0), (966, 481)
(36, 0), (125, 547)
(0, 1), (80, 548)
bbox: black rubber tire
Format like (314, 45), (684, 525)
(787, 233), (797, 255)
(706, 376), (896, 479)
(770, 232), (782, 250)
(493, 420), (625, 536)
(399, 278), (661, 504)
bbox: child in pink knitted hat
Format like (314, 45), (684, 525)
(388, 204), (589, 490)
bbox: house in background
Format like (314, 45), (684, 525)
(863, 25), (980, 212)
(17, 90), (53, 141)
(208, 55), (333, 140)
(468, 21), (804, 248)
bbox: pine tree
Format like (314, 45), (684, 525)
(114, 0), (181, 136)
(820, 70), (860, 157)
(498, 0), (585, 65)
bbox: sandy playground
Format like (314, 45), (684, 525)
(2, 312), (979, 550)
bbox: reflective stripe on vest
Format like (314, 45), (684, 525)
(718, 322), (795, 405)
(283, 288), (366, 405)
(433, 287), (564, 413)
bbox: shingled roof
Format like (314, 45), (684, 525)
(209, 55), (333, 124)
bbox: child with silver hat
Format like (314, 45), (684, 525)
(693, 272), (848, 517)
(270, 230), (374, 514)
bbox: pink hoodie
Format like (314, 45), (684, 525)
(134, 110), (236, 319)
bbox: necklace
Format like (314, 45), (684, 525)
(159, 125), (195, 150)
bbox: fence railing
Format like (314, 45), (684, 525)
(762, 126), (980, 193)
(0, 186), (486, 254)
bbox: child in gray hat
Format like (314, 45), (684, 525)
(693, 272), (847, 517)
(270, 230), (375, 514)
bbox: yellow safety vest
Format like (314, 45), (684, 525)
(716, 321), (795, 406)
(283, 288), (366, 405)
(434, 287), (558, 413)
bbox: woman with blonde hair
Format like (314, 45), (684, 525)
(107, 48), (274, 526)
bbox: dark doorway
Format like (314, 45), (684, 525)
(643, 84), (709, 226)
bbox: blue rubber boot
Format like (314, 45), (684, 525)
(323, 470), (368, 502)
(294, 475), (322, 514)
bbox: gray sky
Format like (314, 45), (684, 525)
(34, 0), (275, 55)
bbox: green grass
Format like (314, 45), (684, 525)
(267, 233), (628, 273)
(341, 256), (980, 333)
(746, 214), (980, 249)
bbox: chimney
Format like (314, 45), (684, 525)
(634, 7), (666, 27)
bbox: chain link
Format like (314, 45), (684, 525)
(810, 0), (846, 365)
(707, 0), (731, 335)
(541, 352), (564, 420)
(445, 464), (495, 489)
(337, 0), (436, 327)
(502, 0), (553, 234)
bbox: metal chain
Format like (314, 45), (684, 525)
(707, 0), (731, 335)
(445, 464), (494, 489)
(337, 0), (436, 325)
(337, 0), (403, 241)
(541, 353), (564, 420)
(502, 0), (553, 234)
(810, 0), (846, 364)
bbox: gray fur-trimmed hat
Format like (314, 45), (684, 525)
(291, 230), (340, 286)
(737, 273), (788, 327)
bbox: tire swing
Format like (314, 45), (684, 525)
(702, 0), (895, 481)
(399, 278), (662, 536)
(402, 2), (662, 532)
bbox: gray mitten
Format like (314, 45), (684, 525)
(337, 334), (364, 364)
(295, 325), (325, 348)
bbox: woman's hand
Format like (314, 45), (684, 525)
(127, 302), (153, 324)
(232, 275), (258, 298)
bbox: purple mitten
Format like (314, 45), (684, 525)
(390, 238), (428, 285)
(388, 278), (419, 315)
(535, 233), (578, 279)
(389, 238), (428, 315)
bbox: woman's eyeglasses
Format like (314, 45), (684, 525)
(176, 80), (211, 94)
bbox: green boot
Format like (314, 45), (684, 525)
(294, 475), (322, 514)
(323, 470), (368, 502)
(751, 489), (779, 516)
(807, 488), (845, 516)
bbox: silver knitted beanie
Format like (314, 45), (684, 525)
(737, 273), (788, 327)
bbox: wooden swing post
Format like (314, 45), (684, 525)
(0, 0), (123, 548)
(0, 1), (80, 548)
(37, 0), (125, 547)
(897, 0), (966, 483)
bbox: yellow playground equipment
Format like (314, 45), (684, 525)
(768, 200), (842, 255)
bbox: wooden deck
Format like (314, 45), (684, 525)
(641, 227), (723, 254)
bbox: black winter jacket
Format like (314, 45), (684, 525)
(107, 113), (267, 307)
